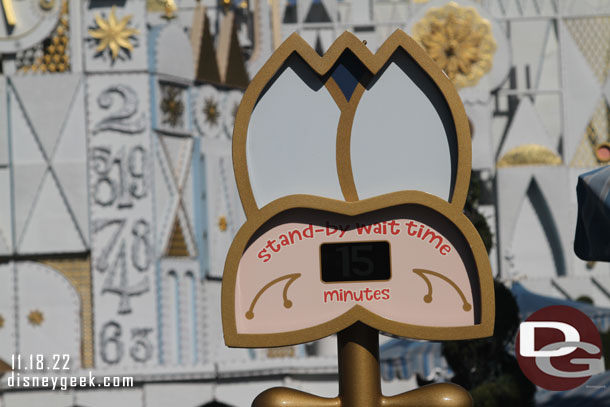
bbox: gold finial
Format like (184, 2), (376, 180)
(595, 142), (610, 163)
(1, 0), (16, 27)
(39, 0), (55, 11)
(218, 216), (228, 231)
(163, 0), (177, 19)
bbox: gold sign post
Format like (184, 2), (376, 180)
(222, 30), (494, 407)
(253, 323), (472, 406)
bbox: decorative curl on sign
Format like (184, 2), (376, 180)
(412, 2), (496, 89)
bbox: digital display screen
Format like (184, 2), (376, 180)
(320, 241), (391, 282)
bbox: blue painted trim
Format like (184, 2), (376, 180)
(187, 86), (194, 133)
(188, 272), (198, 364)
(155, 261), (164, 365)
(147, 26), (163, 74)
(148, 65), (164, 364)
(150, 75), (159, 130)
(6, 79), (15, 254)
(172, 272), (182, 365)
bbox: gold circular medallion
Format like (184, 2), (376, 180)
(412, 2), (496, 88)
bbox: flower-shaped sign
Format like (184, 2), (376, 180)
(222, 30), (494, 348)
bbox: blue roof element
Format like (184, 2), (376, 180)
(332, 63), (359, 101)
(575, 165), (610, 261)
(536, 371), (610, 406)
(512, 282), (610, 332)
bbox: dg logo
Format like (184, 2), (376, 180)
(517, 305), (604, 391)
(221, 29), (495, 406)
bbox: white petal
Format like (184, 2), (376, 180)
(351, 51), (456, 201)
(247, 57), (343, 207)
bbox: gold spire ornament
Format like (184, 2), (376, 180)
(218, 216), (228, 232)
(163, 0), (177, 19)
(88, 5), (139, 61)
(412, 2), (496, 88)
(1, 0), (16, 27)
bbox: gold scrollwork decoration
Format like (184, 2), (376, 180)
(245, 273), (301, 320)
(413, 268), (472, 312)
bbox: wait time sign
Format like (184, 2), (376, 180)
(221, 30), (494, 348)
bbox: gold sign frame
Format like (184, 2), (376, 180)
(222, 30), (494, 348)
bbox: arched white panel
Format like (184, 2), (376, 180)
(196, 85), (225, 139)
(224, 90), (244, 138)
(185, 271), (198, 365)
(512, 193), (556, 278)
(351, 52), (455, 201)
(17, 262), (80, 367)
(156, 24), (195, 80)
(246, 56), (343, 207)
(512, 180), (566, 278)
(165, 270), (181, 365)
(207, 154), (245, 278)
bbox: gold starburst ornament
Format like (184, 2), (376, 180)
(161, 85), (185, 128)
(89, 5), (139, 61)
(412, 2), (496, 89)
(204, 98), (220, 126)
(27, 310), (44, 326)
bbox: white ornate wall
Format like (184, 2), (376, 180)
(2, 0), (610, 406)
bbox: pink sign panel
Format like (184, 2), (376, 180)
(224, 204), (489, 346)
